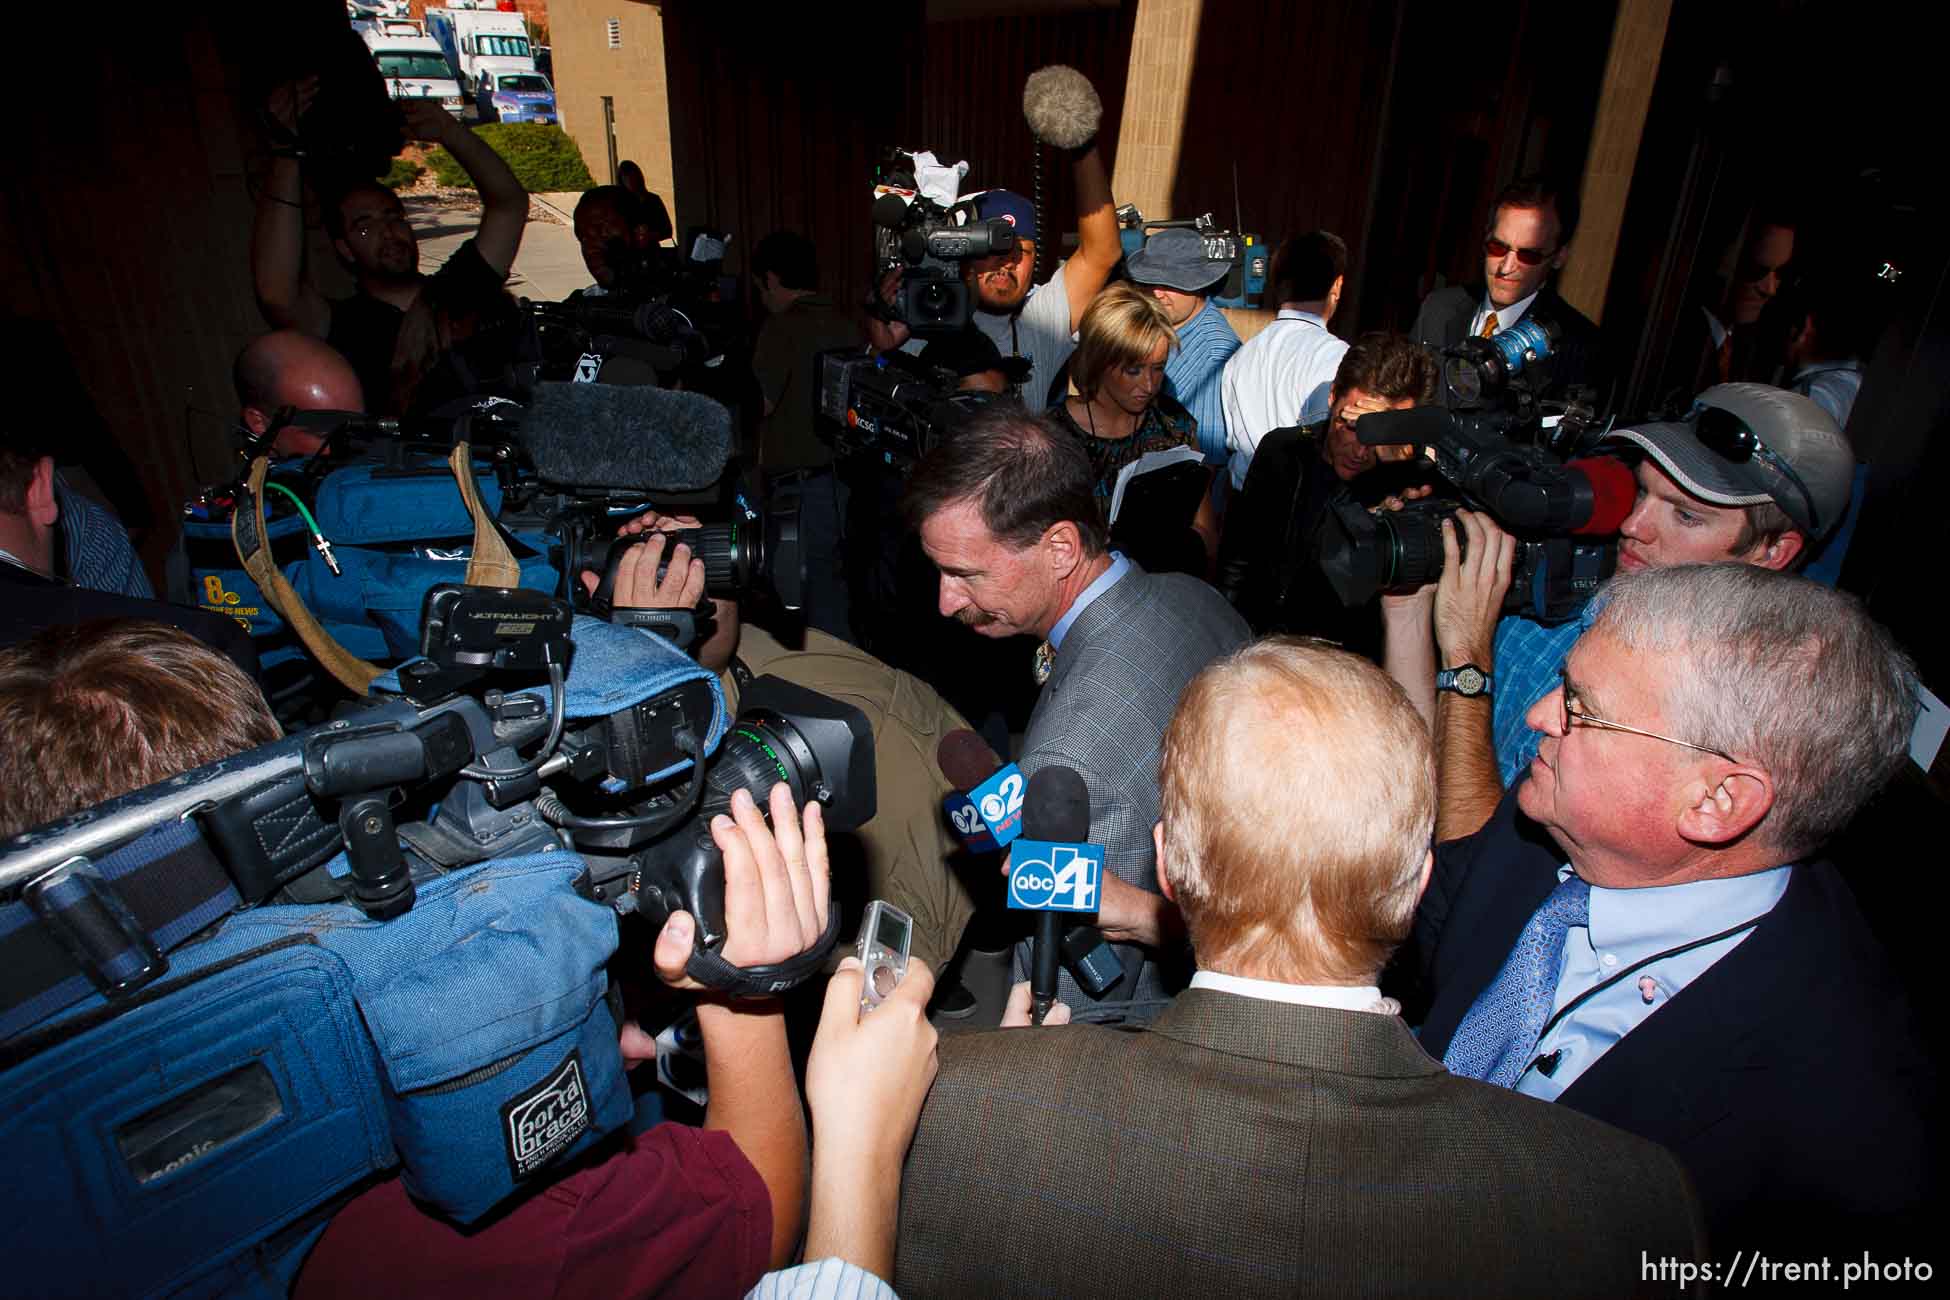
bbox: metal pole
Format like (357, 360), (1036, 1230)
(602, 95), (618, 185)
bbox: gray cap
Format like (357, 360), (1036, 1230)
(1124, 227), (1230, 294)
(1604, 383), (1855, 539)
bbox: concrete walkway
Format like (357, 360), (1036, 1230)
(405, 191), (591, 302)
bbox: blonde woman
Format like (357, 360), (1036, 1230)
(1054, 283), (1219, 574)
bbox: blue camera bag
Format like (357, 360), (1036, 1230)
(0, 848), (631, 1299)
(294, 458), (559, 660)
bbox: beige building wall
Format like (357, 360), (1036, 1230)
(549, 0), (675, 210)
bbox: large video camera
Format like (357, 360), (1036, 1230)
(871, 152), (1019, 336)
(523, 221), (741, 395)
(811, 346), (1001, 468)
(1316, 316), (1631, 625)
(453, 382), (806, 622)
(0, 581), (872, 981)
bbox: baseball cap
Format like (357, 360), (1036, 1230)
(1604, 383), (1854, 540)
(974, 190), (1038, 245)
(1124, 227), (1231, 294)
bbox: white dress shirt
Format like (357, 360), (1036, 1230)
(1190, 969), (1396, 1014)
(1221, 309), (1349, 489)
(1469, 289), (1540, 340)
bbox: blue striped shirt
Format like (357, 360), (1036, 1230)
(1165, 300), (1241, 465)
(748, 1257), (900, 1300)
(1492, 603), (1599, 786)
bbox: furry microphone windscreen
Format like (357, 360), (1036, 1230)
(521, 382), (732, 493)
(1022, 65), (1101, 150)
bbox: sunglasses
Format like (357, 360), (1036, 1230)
(1483, 236), (1557, 267)
(1692, 404), (1821, 538)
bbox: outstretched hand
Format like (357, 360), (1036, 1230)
(806, 956), (940, 1158)
(652, 783), (831, 992)
(399, 98), (459, 146)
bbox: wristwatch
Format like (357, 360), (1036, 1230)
(1436, 664), (1493, 698)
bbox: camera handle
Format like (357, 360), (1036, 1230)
(339, 791), (414, 920)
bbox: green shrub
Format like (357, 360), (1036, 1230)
(381, 157), (426, 190)
(423, 124), (594, 192)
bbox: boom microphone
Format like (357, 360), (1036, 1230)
(1021, 765), (1090, 1025)
(521, 382), (733, 494)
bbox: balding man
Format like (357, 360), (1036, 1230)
(895, 639), (1705, 1299)
(1412, 563), (1935, 1258)
(232, 329), (367, 458)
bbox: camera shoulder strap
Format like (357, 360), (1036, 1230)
(234, 455), (384, 696)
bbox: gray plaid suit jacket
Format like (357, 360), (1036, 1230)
(1013, 565), (1250, 1015)
(896, 989), (1708, 1299)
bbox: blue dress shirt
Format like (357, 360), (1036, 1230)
(1516, 864), (1792, 1101)
(1048, 551), (1132, 651)
(1492, 602), (1600, 786)
(1165, 300), (1242, 466)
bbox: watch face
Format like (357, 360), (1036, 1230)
(1456, 666), (1485, 694)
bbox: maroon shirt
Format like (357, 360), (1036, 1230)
(295, 1123), (770, 1299)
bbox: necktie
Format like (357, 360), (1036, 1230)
(1032, 640), (1055, 685)
(1480, 311), (1501, 339)
(1443, 873), (1591, 1088)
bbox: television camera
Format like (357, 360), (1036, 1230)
(1315, 314), (1633, 625)
(811, 346), (1002, 470)
(871, 150), (1019, 336)
(0, 580), (873, 985)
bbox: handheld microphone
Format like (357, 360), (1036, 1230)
(520, 381), (733, 494)
(1020, 765), (1091, 1026)
(937, 728), (1001, 796)
(936, 728), (1027, 851)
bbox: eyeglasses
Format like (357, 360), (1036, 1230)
(1483, 236), (1557, 267)
(1557, 668), (1736, 761)
(1691, 403), (1822, 537)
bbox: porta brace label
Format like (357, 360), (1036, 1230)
(500, 1048), (592, 1181)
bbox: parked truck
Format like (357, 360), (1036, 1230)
(425, 6), (536, 97)
(365, 33), (467, 118)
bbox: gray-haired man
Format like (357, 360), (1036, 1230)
(1410, 562), (1934, 1260)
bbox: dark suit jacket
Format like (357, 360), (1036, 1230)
(1412, 794), (1939, 1257)
(1017, 566), (1249, 1014)
(896, 988), (1706, 1298)
(1413, 282), (1609, 412)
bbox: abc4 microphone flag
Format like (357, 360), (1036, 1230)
(942, 763), (1028, 853)
(1007, 839), (1104, 913)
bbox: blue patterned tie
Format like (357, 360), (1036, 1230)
(1443, 874), (1591, 1088)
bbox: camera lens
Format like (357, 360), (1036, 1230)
(702, 710), (827, 819)
(916, 279), (953, 320)
(1375, 506), (1453, 592)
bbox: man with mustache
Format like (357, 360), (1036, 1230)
(901, 407), (1248, 1021)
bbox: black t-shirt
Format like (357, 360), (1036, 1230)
(327, 238), (510, 416)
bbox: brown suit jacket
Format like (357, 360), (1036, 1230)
(896, 988), (1707, 1299)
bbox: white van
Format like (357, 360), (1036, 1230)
(368, 35), (465, 118)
